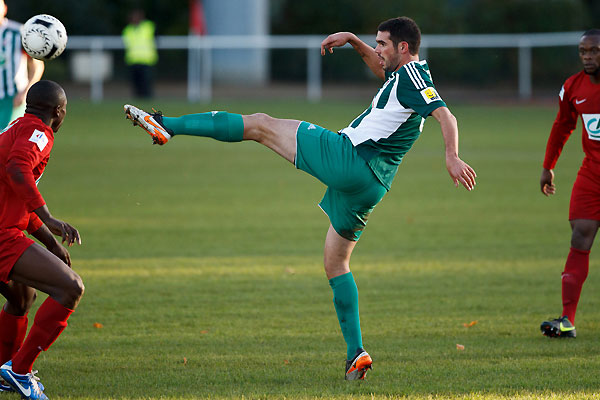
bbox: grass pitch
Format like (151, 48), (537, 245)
(23, 99), (600, 399)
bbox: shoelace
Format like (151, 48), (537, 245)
(26, 370), (43, 394)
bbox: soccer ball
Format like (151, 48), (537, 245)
(21, 15), (68, 61)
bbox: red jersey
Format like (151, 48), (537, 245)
(0, 114), (54, 232)
(544, 71), (600, 170)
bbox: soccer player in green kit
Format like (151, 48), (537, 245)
(0, 0), (44, 129)
(124, 16), (476, 380)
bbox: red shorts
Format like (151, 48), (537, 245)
(0, 228), (34, 283)
(570, 159), (600, 221)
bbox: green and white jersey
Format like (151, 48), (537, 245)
(0, 19), (24, 100)
(340, 60), (446, 189)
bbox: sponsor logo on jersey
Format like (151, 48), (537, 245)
(308, 124), (316, 130)
(420, 87), (441, 104)
(29, 129), (48, 151)
(576, 98), (587, 105)
(583, 114), (600, 141)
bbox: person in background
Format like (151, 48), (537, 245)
(122, 9), (158, 99)
(540, 29), (600, 338)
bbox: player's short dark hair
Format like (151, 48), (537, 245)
(26, 80), (66, 111)
(582, 29), (600, 38)
(378, 17), (421, 55)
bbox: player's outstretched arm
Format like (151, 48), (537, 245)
(321, 32), (384, 80)
(34, 204), (81, 247)
(540, 168), (555, 196)
(13, 56), (44, 108)
(431, 107), (477, 191)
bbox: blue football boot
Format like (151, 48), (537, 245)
(0, 361), (47, 400)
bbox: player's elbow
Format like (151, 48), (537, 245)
(432, 107), (456, 126)
(447, 111), (457, 127)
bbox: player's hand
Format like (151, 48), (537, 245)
(48, 241), (72, 267)
(320, 32), (355, 56)
(540, 168), (555, 196)
(45, 217), (82, 247)
(446, 156), (477, 191)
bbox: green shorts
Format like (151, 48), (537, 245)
(295, 121), (387, 241)
(0, 96), (14, 129)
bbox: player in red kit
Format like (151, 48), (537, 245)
(0, 80), (83, 400)
(540, 29), (600, 338)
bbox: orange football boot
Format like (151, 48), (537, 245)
(124, 104), (172, 145)
(345, 349), (372, 380)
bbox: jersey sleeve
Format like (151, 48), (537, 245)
(5, 127), (51, 212)
(543, 83), (578, 170)
(396, 64), (446, 118)
(25, 212), (43, 234)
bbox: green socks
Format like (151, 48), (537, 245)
(162, 111), (244, 142)
(329, 272), (363, 360)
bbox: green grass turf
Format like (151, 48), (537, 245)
(19, 99), (600, 399)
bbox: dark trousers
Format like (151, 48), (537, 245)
(130, 64), (153, 98)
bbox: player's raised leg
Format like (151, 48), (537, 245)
(0, 243), (84, 400)
(241, 113), (299, 163)
(124, 105), (300, 164)
(323, 225), (372, 380)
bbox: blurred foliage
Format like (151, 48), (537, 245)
(270, 0), (596, 87)
(271, 0), (593, 34)
(6, 0), (595, 36)
(4, 0), (189, 35)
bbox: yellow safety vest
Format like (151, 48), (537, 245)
(122, 20), (158, 66)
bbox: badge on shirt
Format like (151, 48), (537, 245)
(29, 129), (48, 151)
(583, 114), (600, 141)
(420, 87), (441, 104)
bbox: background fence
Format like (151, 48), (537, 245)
(65, 32), (583, 103)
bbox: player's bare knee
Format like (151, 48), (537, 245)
(571, 222), (598, 250)
(250, 112), (274, 125)
(72, 274), (85, 300)
(571, 235), (592, 250)
(323, 257), (350, 279)
(245, 113), (275, 142)
(62, 274), (85, 307)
